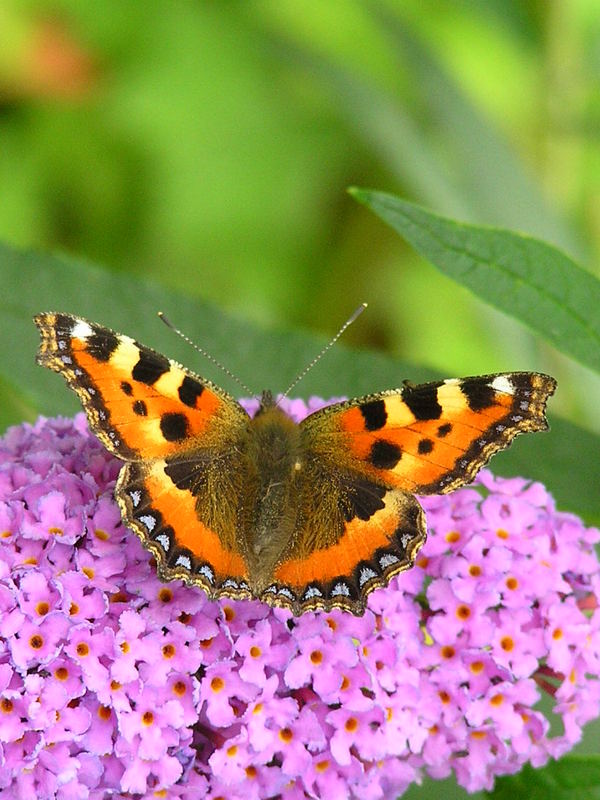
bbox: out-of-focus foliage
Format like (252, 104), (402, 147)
(2, 2), (599, 398)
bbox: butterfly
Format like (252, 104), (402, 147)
(35, 312), (556, 616)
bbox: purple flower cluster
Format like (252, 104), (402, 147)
(0, 401), (599, 799)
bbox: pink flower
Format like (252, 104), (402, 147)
(284, 632), (358, 696)
(199, 659), (258, 727)
(234, 618), (288, 684)
(0, 406), (598, 798)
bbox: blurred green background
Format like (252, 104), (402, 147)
(3, 0), (600, 418)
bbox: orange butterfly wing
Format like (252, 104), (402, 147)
(269, 484), (426, 614)
(36, 313), (556, 616)
(268, 373), (555, 614)
(35, 312), (248, 460)
(323, 373), (557, 494)
(35, 312), (252, 599)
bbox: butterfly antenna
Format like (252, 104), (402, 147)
(279, 302), (368, 401)
(158, 312), (254, 396)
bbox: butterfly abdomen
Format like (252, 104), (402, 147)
(246, 406), (304, 589)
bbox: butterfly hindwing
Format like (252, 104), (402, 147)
(268, 484), (426, 615)
(116, 461), (253, 601)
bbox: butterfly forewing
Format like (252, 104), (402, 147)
(35, 312), (249, 460)
(300, 372), (556, 495)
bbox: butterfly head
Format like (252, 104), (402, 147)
(255, 389), (276, 416)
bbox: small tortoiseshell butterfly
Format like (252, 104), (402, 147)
(35, 312), (556, 616)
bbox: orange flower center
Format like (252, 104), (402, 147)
(162, 644), (175, 659)
(279, 727), (293, 743)
(36, 601), (50, 616)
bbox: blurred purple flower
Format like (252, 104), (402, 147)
(0, 403), (599, 799)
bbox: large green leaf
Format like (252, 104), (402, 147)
(1, 243), (597, 517)
(489, 757), (600, 799)
(351, 189), (600, 376)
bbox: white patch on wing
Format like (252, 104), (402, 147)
(491, 375), (515, 395)
(199, 565), (215, 584)
(359, 566), (377, 586)
(331, 582), (350, 597)
(71, 320), (94, 340)
(139, 514), (157, 532)
(277, 586), (295, 599)
(303, 586), (323, 599)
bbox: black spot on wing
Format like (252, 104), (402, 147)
(417, 438), (433, 454)
(86, 326), (119, 363)
(160, 412), (189, 442)
(402, 383), (442, 420)
(339, 476), (386, 522)
(121, 381), (133, 396)
(437, 423), (452, 437)
(54, 313), (75, 333)
(132, 348), (170, 385)
(133, 400), (147, 417)
(164, 457), (206, 493)
(369, 440), (402, 469)
(359, 400), (387, 431)
(178, 375), (205, 408)
(460, 379), (496, 411)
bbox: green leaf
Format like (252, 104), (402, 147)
(0, 374), (38, 432)
(1, 242), (598, 517)
(489, 757), (600, 799)
(350, 189), (600, 376)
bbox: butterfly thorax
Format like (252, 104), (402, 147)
(245, 403), (303, 589)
